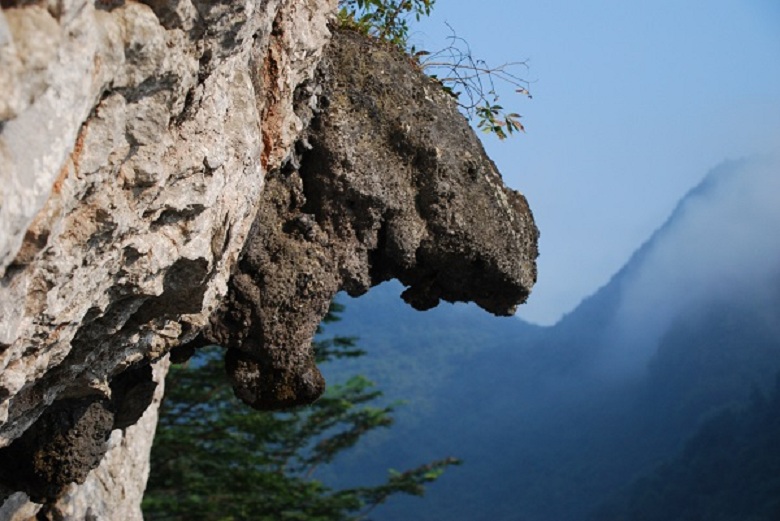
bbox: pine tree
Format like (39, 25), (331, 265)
(143, 303), (458, 521)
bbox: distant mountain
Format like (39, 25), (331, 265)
(321, 157), (780, 521)
(592, 373), (780, 521)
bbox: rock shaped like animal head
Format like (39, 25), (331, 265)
(188, 29), (539, 410)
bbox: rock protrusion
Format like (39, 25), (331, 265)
(0, 396), (115, 502)
(0, 0), (336, 510)
(189, 29), (539, 410)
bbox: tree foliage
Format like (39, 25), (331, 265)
(337, 0), (531, 140)
(338, 0), (435, 48)
(143, 303), (459, 521)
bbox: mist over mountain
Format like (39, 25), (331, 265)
(321, 156), (780, 520)
(595, 156), (780, 377)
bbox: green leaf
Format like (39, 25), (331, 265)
(144, 301), (458, 521)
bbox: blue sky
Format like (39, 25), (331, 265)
(412, 1), (780, 325)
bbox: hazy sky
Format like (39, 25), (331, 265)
(598, 156), (780, 377)
(412, 1), (780, 325)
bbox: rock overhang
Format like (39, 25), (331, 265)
(0, 7), (538, 510)
(188, 28), (539, 411)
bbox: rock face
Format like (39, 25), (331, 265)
(0, 358), (169, 521)
(185, 29), (539, 410)
(0, 1), (537, 518)
(0, 0), (335, 515)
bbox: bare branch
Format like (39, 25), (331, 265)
(417, 22), (531, 126)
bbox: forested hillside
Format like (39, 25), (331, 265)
(592, 373), (780, 521)
(321, 158), (780, 520)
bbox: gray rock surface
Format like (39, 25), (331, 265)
(185, 29), (539, 410)
(0, 0), (335, 514)
(0, 357), (169, 520)
(0, 3), (537, 518)
(36, 357), (170, 521)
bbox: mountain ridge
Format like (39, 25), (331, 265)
(323, 155), (780, 521)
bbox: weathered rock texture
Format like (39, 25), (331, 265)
(184, 29), (539, 410)
(0, 0), (336, 514)
(0, 1), (537, 517)
(0, 357), (169, 521)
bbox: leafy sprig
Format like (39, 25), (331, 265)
(337, 0), (531, 140)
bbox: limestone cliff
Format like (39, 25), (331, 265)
(0, 0), (335, 517)
(184, 29), (539, 411)
(0, 1), (537, 518)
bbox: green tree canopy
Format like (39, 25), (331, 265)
(143, 303), (459, 521)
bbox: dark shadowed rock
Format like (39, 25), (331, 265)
(0, 0), (335, 513)
(188, 29), (539, 410)
(0, 2), (537, 511)
(0, 397), (114, 502)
